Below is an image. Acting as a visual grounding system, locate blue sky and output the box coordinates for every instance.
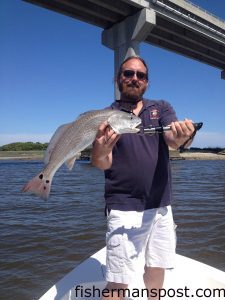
[0,0,225,148]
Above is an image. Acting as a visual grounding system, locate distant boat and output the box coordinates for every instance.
[39,247,225,300]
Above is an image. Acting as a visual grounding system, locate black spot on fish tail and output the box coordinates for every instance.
[46,180,49,183]
[44,186,46,190]
[39,174,44,180]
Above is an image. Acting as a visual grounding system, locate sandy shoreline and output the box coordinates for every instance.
[179,152,225,160]
[0,156,43,160]
[0,151,225,161]
[0,151,44,161]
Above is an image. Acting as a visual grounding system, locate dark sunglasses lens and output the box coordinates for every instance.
[123,70,147,80]
[137,72,147,80]
[123,70,135,78]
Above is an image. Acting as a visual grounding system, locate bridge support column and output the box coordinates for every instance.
[221,70,225,80]
[102,8,156,99]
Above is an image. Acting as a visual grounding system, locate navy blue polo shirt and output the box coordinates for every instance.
[104,99,177,211]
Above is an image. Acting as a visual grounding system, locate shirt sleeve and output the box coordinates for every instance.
[159,100,178,126]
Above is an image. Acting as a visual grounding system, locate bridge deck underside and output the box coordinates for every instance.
[25,0,225,70]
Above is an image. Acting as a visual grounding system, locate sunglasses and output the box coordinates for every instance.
[122,69,148,81]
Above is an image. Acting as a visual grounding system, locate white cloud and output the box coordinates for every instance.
[0,133,52,146]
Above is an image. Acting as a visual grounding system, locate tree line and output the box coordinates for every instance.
[189,147,225,154]
[0,142,48,151]
[0,142,224,154]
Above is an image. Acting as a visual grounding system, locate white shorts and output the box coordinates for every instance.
[105,206,176,284]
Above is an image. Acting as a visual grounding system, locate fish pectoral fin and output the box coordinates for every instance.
[65,156,77,171]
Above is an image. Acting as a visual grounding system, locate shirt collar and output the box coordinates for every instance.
[111,99,156,112]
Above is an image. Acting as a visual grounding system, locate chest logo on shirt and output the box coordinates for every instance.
[150,109,159,119]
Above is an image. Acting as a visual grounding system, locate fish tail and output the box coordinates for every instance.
[22,172,52,200]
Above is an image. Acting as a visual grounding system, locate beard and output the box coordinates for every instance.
[118,81,147,102]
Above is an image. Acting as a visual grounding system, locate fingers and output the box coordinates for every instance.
[184,118,195,132]
[170,119,195,138]
[104,126,118,145]
[95,121,109,139]
[92,122,120,168]
[94,121,120,150]
[95,122,118,142]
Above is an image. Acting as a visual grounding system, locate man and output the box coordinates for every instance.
[92,56,195,300]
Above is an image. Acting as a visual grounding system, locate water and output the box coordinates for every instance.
[0,160,224,300]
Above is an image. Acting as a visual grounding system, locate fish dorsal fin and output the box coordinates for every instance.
[75,109,112,121]
[75,110,98,121]
[65,156,77,171]
[44,122,72,165]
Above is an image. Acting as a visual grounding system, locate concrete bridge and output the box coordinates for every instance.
[25,0,225,94]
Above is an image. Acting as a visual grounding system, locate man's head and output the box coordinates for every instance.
[117,56,149,102]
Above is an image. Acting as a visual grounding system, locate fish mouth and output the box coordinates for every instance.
[130,121,142,133]
[132,127,141,133]
[132,121,142,132]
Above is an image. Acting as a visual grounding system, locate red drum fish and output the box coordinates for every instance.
[22,109,141,199]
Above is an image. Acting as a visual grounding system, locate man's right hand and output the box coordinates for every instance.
[91,121,120,170]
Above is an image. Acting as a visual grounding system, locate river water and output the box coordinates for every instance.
[0,159,224,300]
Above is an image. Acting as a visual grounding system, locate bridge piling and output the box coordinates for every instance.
[102,8,156,99]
